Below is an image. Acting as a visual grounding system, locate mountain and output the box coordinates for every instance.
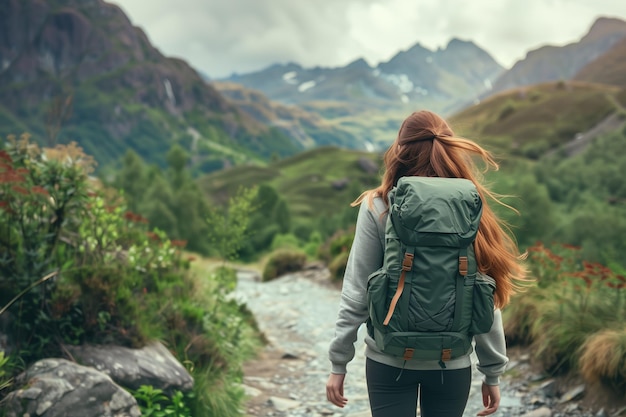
[224,38,504,114]
[486,17,626,95]
[0,0,300,170]
[212,81,369,150]
[574,37,626,87]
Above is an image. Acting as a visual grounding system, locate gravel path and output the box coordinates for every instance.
[234,267,526,417]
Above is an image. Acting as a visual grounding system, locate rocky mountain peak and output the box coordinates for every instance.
[582,16,626,42]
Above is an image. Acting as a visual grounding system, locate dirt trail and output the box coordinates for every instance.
[234,267,525,417]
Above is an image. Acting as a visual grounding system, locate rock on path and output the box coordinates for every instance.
[234,268,526,417]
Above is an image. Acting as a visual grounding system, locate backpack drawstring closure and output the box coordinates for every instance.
[394,362,446,383]
[395,360,407,381]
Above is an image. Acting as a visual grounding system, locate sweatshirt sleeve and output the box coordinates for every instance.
[474,308,509,385]
[328,200,385,374]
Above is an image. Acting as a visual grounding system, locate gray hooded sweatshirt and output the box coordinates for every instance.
[328,196,508,385]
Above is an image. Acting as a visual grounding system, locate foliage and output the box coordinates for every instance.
[206,186,258,261]
[302,231,323,258]
[237,184,289,260]
[270,233,302,251]
[0,351,14,393]
[532,130,626,267]
[132,385,193,417]
[112,147,211,254]
[504,242,626,389]
[0,134,263,417]
[0,135,94,358]
[262,249,307,282]
[328,251,350,282]
[198,146,378,251]
[318,228,355,265]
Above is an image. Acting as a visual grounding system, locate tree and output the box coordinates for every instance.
[114,150,148,212]
[205,187,257,262]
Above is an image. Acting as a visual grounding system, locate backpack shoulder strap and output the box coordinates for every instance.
[382,249,414,326]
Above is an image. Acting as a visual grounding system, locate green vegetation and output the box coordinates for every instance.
[261,249,308,282]
[131,385,194,417]
[504,243,626,394]
[451,81,622,158]
[0,135,262,416]
[198,146,376,248]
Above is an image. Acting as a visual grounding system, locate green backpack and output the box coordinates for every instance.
[367,176,496,368]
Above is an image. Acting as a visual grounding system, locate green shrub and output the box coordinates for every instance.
[270,233,301,251]
[0,135,264,416]
[328,251,349,282]
[318,228,354,264]
[131,385,194,417]
[303,231,323,258]
[498,102,516,121]
[505,242,626,381]
[262,249,307,281]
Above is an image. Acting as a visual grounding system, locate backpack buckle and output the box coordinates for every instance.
[459,256,468,276]
[402,253,414,271]
[403,348,415,361]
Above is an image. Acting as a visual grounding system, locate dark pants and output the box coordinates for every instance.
[366,358,471,417]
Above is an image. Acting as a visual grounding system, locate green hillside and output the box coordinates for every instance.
[450,81,625,158]
[198,146,381,231]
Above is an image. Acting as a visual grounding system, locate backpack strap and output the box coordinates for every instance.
[383,250,414,326]
[451,246,471,332]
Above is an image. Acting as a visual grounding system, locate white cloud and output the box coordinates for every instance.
[112,0,626,78]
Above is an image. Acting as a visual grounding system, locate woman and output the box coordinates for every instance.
[326,110,527,417]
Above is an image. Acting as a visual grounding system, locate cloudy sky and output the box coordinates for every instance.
[113,0,626,79]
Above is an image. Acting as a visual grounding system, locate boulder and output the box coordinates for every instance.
[4,358,141,417]
[358,157,379,174]
[66,341,194,394]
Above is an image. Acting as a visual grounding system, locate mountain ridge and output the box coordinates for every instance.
[485,17,626,95]
[0,0,301,170]
[223,37,504,113]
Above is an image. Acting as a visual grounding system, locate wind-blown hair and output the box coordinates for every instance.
[354,110,527,307]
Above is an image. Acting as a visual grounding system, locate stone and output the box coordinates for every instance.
[346,410,373,417]
[357,157,379,174]
[269,396,300,411]
[3,358,141,417]
[558,383,586,403]
[66,341,194,394]
[521,406,552,417]
[331,178,350,190]
[241,383,263,397]
[537,379,557,397]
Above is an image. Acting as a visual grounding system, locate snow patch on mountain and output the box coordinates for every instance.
[298,80,316,92]
[283,71,298,84]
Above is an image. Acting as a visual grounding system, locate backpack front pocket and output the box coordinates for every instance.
[470,273,496,335]
[367,269,390,327]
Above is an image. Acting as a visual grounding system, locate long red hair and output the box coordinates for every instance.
[354,110,527,307]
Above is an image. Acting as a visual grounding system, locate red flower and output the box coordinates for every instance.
[11,185,29,195]
[31,186,49,195]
